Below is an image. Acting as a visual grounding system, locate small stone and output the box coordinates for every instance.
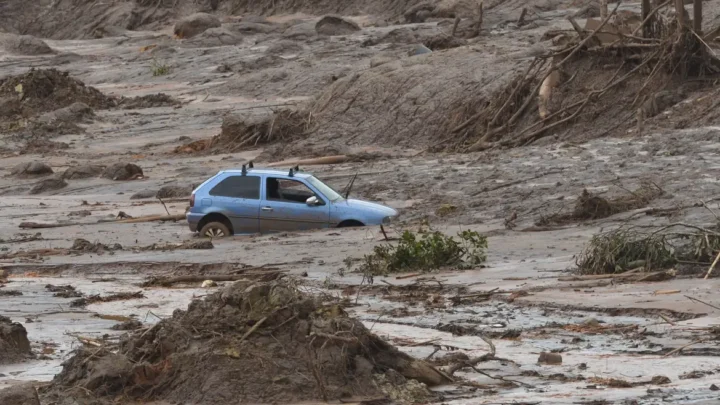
[710,384,719,391]
[578,362,588,370]
[538,352,562,365]
[201,280,218,288]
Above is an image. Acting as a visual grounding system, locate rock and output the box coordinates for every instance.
[173,13,222,39]
[0,383,40,405]
[0,316,31,364]
[711,383,719,391]
[156,185,193,199]
[11,162,53,177]
[651,375,671,385]
[315,15,360,36]
[130,189,158,200]
[201,280,218,288]
[101,163,143,181]
[62,165,105,180]
[29,178,67,194]
[1,33,54,55]
[537,352,562,365]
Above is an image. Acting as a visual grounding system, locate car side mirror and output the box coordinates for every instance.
[306,196,320,206]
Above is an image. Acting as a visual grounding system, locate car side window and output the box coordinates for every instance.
[209,175,260,199]
[266,178,322,204]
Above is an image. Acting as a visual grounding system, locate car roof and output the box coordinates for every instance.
[218,169,313,179]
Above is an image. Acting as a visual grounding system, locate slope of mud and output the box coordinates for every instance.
[43,280,447,404]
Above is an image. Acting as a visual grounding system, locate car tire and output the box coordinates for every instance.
[199,221,231,238]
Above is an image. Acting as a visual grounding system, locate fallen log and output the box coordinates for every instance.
[559,269,675,282]
[19,214,186,229]
[267,155,349,167]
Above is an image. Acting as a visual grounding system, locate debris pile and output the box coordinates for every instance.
[71,238,123,254]
[46,280,449,403]
[101,163,144,181]
[0,315,30,364]
[175,109,312,154]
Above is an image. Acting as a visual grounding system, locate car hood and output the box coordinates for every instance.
[335,199,397,216]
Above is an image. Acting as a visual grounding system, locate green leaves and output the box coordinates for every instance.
[359,228,488,276]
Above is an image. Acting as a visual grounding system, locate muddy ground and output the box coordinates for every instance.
[2,1,720,404]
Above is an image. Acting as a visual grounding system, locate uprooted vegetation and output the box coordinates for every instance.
[304,6,720,153]
[356,229,488,276]
[576,223,720,275]
[174,108,314,154]
[43,280,450,404]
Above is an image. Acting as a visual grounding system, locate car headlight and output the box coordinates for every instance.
[382,216,393,225]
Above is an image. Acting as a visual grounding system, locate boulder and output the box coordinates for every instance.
[11,162,53,177]
[173,13,222,39]
[37,102,94,124]
[130,189,158,200]
[62,165,104,180]
[101,163,143,181]
[29,178,67,194]
[186,27,242,47]
[1,34,54,55]
[315,15,360,36]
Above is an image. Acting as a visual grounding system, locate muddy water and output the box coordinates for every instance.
[0,276,207,387]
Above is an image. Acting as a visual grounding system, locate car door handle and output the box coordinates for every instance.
[261,206,273,212]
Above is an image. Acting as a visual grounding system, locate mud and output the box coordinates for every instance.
[2,0,720,403]
[0,316,31,364]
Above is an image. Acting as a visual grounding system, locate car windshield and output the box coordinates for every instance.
[307,176,344,202]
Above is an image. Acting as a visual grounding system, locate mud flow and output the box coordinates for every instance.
[3,0,720,404]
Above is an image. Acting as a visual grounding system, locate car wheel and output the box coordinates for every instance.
[199,222,230,238]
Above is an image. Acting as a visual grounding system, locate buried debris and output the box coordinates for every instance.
[539,182,664,224]
[355,229,488,276]
[44,280,450,404]
[70,291,144,307]
[45,284,82,298]
[174,109,313,154]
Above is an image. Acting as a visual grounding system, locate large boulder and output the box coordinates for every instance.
[156,185,193,199]
[11,162,53,177]
[61,164,104,180]
[315,15,360,36]
[173,13,221,39]
[0,34,54,55]
[101,163,143,181]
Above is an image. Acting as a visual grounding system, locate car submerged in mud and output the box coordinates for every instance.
[187,165,397,237]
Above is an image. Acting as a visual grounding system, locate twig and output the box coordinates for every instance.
[685,295,720,311]
[658,313,676,325]
[662,339,707,357]
[631,0,672,36]
[446,335,498,376]
[239,316,267,343]
[310,332,358,344]
[703,249,720,279]
[157,197,171,216]
[470,366,534,388]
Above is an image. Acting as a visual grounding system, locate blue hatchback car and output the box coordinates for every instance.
[187,167,398,237]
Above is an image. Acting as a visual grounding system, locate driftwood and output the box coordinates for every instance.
[267,155,349,167]
[558,269,675,282]
[19,214,185,229]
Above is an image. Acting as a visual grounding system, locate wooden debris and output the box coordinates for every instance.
[141,271,284,287]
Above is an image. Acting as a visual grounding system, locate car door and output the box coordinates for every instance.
[259,176,331,232]
[207,174,261,233]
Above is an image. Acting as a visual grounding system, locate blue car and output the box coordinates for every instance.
[187,167,398,237]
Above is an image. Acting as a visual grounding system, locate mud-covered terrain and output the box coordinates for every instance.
[3,0,720,404]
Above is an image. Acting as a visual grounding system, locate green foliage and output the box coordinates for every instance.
[576,229,676,275]
[358,229,488,276]
[151,59,172,76]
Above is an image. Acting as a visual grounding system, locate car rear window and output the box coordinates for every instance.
[209,175,260,199]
